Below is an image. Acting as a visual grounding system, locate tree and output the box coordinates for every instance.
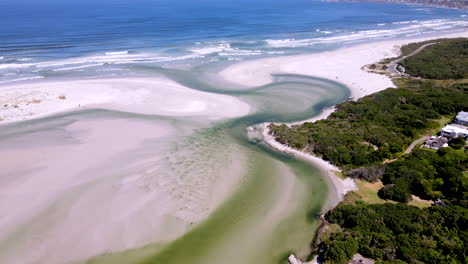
[378,181,412,203]
[449,137,466,149]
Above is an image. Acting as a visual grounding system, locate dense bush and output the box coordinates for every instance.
[321,234,358,264]
[401,39,468,79]
[322,203,468,264]
[346,165,385,182]
[380,149,468,202]
[449,137,466,149]
[270,80,467,169]
[378,181,412,203]
[309,39,468,264]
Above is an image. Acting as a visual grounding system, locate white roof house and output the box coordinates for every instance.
[455,111,468,126]
[441,124,468,138]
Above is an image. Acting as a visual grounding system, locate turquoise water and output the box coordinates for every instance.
[0,1,467,263]
[0,0,467,84]
[82,75,350,264]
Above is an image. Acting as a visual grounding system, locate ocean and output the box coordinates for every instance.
[0,0,467,84]
[0,1,467,264]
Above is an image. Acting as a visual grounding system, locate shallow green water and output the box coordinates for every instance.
[0,72,349,264]
[86,73,350,264]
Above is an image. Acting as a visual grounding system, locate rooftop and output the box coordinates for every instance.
[442,124,468,134]
[455,111,468,122]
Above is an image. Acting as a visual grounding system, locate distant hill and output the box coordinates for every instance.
[327,0,468,9]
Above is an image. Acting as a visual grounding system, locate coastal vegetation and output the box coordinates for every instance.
[379,148,467,203]
[323,203,468,264]
[269,79,467,169]
[401,39,468,79]
[269,39,468,263]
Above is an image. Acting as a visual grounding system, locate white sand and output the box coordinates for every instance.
[2,31,466,264]
[0,115,250,264]
[0,77,253,264]
[237,31,468,206]
[251,123,357,207]
[0,118,183,264]
[221,31,468,100]
[237,31,468,264]
[0,77,250,124]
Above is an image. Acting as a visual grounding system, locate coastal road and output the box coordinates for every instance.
[404,136,430,154]
[388,43,436,76]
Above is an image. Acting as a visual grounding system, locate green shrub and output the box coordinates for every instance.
[449,137,466,149]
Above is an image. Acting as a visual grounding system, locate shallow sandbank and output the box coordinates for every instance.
[0,77,250,124]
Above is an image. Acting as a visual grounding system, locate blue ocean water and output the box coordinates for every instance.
[0,0,467,83]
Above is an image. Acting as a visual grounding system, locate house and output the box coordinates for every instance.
[424,136,448,150]
[441,124,468,139]
[433,199,447,208]
[454,111,468,126]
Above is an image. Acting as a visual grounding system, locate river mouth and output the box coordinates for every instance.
[0,72,349,264]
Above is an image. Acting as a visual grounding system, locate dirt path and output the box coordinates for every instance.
[404,136,430,154]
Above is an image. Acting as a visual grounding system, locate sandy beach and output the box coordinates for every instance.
[221,31,468,99]
[0,77,250,124]
[248,123,357,209]
[1,29,467,264]
[236,31,467,264]
[230,30,466,182]
[237,31,467,203]
[0,77,253,264]
[2,1,468,263]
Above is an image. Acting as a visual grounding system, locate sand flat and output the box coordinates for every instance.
[0,77,250,124]
[0,108,250,264]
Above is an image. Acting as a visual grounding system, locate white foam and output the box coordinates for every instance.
[189,40,269,58]
[105,51,129,56]
[265,18,468,48]
[266,38,315,48]
[219,49,262,56]
[0,63,34,70]
[53,63,104,72]
[0,76,44,84]
[392,20,418,24]
[189,42,231,55]
[415,8,432,11]
[125,54,203,63]
[266,51,285,55]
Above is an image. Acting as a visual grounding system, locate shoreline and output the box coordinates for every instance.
[220,31,467,100]
[236,31,467,264]
[324,0,468,10]
[0,77,251,125]
[0,29,466,264]
[250,123,357,210]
